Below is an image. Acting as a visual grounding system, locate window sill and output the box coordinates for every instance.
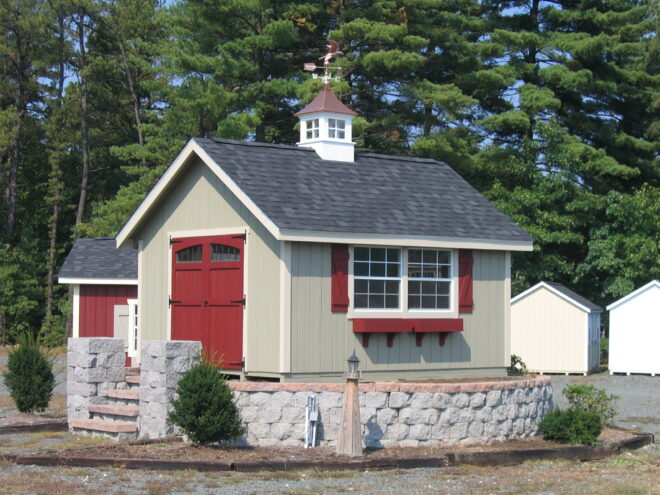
[352,318,463,348]
[347,310,458,319]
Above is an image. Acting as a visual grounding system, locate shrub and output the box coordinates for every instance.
[507,354,528,375]
[600,336,608,365]
[2,332,55,413]
[539,407,602,445]
[167,359,244,445]
[563,384,618,423]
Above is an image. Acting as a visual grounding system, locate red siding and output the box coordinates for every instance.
[331,245,349,312]
[458,250,474,313]
[79,285,137,337]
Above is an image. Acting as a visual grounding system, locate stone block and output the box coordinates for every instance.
[468,421,484,437]
[233,392,249,409]
[141,370,166,388]
[484,421,499,437]
[320,422,338,442]
[96,352,125,368]
[492,405,508,422]
[249,392,272,406]
[87,338,124,354]
[409,424,431,441]
[513,419,525,436]
[499,420,513,437]
[388,392,410,409]
[476,406,492,422]
[141,355,166,373]
[141,340,164,358]
[318,392,343,409]
[452,393,469,408]
[280,406,304,424]
[432,392,451,409]
[324,407,342,425]
[410,393,433,409]
[399,439,420,447]
[360,407,377,424]
[420,408,439,425]
[240,406,260,423]
[449,423,468,440]
[431,423,450,441]
[66,381,97,397]
[272,391,295,407]
[139,386,168,403]
[377,408,397,425]
[386,423,409,440]
[398,407,422,425]
[259,407,283,424]
[365,392,387,409]
[518,403,529,418]
[247,422,270,438]
[439,407,460,425]
[458,409,476,424]
[506,404,518,420]
[96,382,118,396]
[469,393,486,408]
[486,390,501,407]
[269,423,292,441]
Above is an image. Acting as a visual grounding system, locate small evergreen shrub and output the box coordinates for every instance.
[167,359,244,445]
[539,407,602,445]
[507,354,528,375]
[2,332,55,413]
[563,384,618,423]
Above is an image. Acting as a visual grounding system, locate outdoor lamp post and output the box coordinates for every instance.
[336,352,362,456]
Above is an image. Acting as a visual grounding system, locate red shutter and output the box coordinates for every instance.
[331,245,349,312]
[459,250,474,313]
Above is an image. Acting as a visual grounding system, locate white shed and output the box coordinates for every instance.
[607,280,660,376]
[511,281,602,375]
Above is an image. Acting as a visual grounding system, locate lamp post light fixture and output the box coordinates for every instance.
[336,351,362,457]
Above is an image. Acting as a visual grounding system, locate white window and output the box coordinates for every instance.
[328,118,346,139]
[306,119,319,139]
[354,247,401,309]
[127,299,138,358]
[408,249,452,310]
[352,247,454,312]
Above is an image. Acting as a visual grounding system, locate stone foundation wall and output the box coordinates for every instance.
[230,378,553,448]
[67,338,125,421]
[138,340,202,439]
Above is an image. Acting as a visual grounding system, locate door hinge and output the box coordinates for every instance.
[231,297,246,307]
[232,233,247,242]
[170,238,182,245]
[229,358,245,368]
[168,297,181,307]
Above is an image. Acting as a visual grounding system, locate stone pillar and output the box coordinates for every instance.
[138,340,202,439]
[67,338,125,423]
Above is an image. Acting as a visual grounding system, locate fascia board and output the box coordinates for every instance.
[279,229,533,252]
[58,277,138,285]
[116,140,282,248]
[513,281,593,313]
[606,280,660,311]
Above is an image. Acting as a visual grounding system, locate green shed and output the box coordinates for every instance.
[116,87,533,382]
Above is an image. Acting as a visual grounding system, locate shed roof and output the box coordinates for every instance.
[117,138,533,250]
[58,238,137,283]
[512,281,602,313]
[606,280,660,311]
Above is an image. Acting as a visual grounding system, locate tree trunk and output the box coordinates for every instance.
[75,12,90,228]
[116,34,146,166]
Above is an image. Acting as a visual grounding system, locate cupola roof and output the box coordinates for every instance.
[294,86,357,117]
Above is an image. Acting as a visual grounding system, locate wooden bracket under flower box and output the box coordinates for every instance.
[352,318,463,348]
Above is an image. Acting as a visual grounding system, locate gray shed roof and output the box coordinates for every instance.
[58,238,137,282]
[193,138,532,243]
[544,282,602,312]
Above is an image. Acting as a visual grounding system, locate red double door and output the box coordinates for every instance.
[170,234,244,370]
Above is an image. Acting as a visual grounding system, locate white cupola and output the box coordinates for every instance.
[295,86,357,163]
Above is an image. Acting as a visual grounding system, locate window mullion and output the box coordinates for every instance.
[402,247,408,312]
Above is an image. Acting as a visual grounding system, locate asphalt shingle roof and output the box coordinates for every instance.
[195,138,532,243]
[58,238,137,281]
[545,282,602,311]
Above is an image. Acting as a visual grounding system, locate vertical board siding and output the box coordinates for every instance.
[135,158,281,373]
[79,285,137,338]
[290,245,507,376]
[511,287,587,373]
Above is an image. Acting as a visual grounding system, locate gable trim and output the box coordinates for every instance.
[59,277,137,285]
[606,280,660,311]
[512,282,600,314]
[116,140,281,248]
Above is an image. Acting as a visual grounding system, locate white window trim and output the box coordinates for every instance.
[127,299,138,358]
[328,118,346,140]
[347,246,459,319]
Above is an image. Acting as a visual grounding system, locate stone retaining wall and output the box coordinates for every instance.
[230,378,553,448]
[67,338,126,421]
[139,340,202,439]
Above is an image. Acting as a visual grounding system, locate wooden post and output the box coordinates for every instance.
[336,376,362,456]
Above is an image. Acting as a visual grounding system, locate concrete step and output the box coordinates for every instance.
[125,366,140,376]
[88,404,140,417]
[106,389,139,401]
[70,418,137,433]
[125,375,140,385]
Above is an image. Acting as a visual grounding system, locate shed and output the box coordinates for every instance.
[59,238,138,362]
[607,280,660,376]
[113,86,533,381]
[511,281,602,375]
